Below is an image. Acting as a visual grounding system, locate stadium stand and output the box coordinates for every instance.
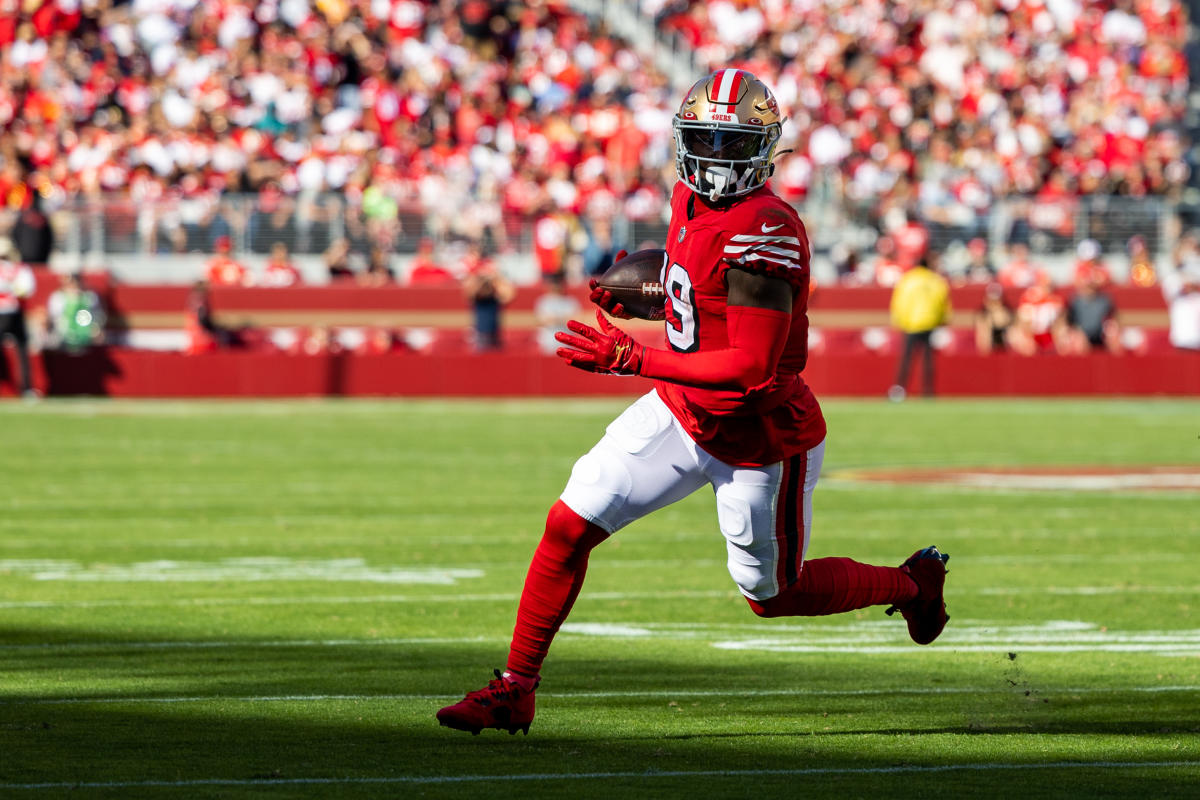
[0,1,1197,396]
[0,1,1194,261]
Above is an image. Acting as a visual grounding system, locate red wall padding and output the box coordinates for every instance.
[4,347,1196,398]
[7,280,1188,398]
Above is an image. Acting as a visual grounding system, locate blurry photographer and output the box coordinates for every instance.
[461,243,514,351]
[46,273,105,352]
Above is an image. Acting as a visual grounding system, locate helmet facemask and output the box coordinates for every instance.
[672,70,784,202]
[673,121,780,202]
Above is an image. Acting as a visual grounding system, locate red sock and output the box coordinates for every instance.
[747,557,918,617]
[506,501,608,679]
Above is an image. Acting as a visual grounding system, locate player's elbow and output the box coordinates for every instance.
[729,354,773,390]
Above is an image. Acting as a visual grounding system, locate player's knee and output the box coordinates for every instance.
[727,549,775,602]
[544,500,589,545]
[731,551,798,616]
[543,500,608,564]
[745,595,786,618]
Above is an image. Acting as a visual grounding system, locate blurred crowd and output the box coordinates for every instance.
[0,0,1193,278]
[662,0,1191,207]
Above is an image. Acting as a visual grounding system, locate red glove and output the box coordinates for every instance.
[555,310,644,375]
[587,250,631,318]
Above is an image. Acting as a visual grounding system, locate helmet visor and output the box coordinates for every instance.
[679,126,764,162]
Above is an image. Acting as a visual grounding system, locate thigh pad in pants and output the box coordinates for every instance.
[559,391,708,534]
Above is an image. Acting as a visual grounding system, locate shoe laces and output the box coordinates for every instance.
[465,669,521,706]
[887,547,949,617]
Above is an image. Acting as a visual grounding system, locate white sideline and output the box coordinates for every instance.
[4,685,1197,706]
[3,761,1198,790]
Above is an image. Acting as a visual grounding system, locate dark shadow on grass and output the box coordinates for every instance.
[574,721,1200,742]
[2,625,1199,793]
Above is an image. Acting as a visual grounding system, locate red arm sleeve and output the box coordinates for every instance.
[639,305,791,390]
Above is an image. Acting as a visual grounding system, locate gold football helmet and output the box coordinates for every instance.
[673,69,784,202]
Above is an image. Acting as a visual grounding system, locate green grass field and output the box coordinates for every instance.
[1,397,1198,798]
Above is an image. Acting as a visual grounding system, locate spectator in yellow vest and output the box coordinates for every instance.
[888,255,951,401]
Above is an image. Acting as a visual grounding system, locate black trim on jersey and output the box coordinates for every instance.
[783,453,802,589]
[686,192,696,221]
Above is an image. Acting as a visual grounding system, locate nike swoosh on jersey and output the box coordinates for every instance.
[761,223,784,233]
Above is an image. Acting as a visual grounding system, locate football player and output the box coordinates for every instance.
[437,70,951,736]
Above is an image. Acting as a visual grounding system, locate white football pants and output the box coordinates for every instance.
[560,389,825,601]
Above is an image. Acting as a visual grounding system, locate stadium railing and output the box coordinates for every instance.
[1,193,1184,288]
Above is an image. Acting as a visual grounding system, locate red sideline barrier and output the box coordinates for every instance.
[6,348,655,398]
[803,352,1200,396]
[4,347,1196,398]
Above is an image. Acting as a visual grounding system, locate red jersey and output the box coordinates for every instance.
[655,183,826,467]
[1017,285,1064,350]
[263,261,302,287]
[206,256,247,286]
[0,260,35,313]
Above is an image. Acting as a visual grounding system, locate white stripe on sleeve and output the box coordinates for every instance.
[729,234,802,244]
[724,244,802,256]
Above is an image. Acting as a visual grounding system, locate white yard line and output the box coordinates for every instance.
[0,559,487,584]
[4,581,1200,611]
[5,619,1200,656]
[2,761,1198,790]
[0,589,733,610]
[4,685,1197,707]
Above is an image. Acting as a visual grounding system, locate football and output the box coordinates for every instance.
[596,248,668,320]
